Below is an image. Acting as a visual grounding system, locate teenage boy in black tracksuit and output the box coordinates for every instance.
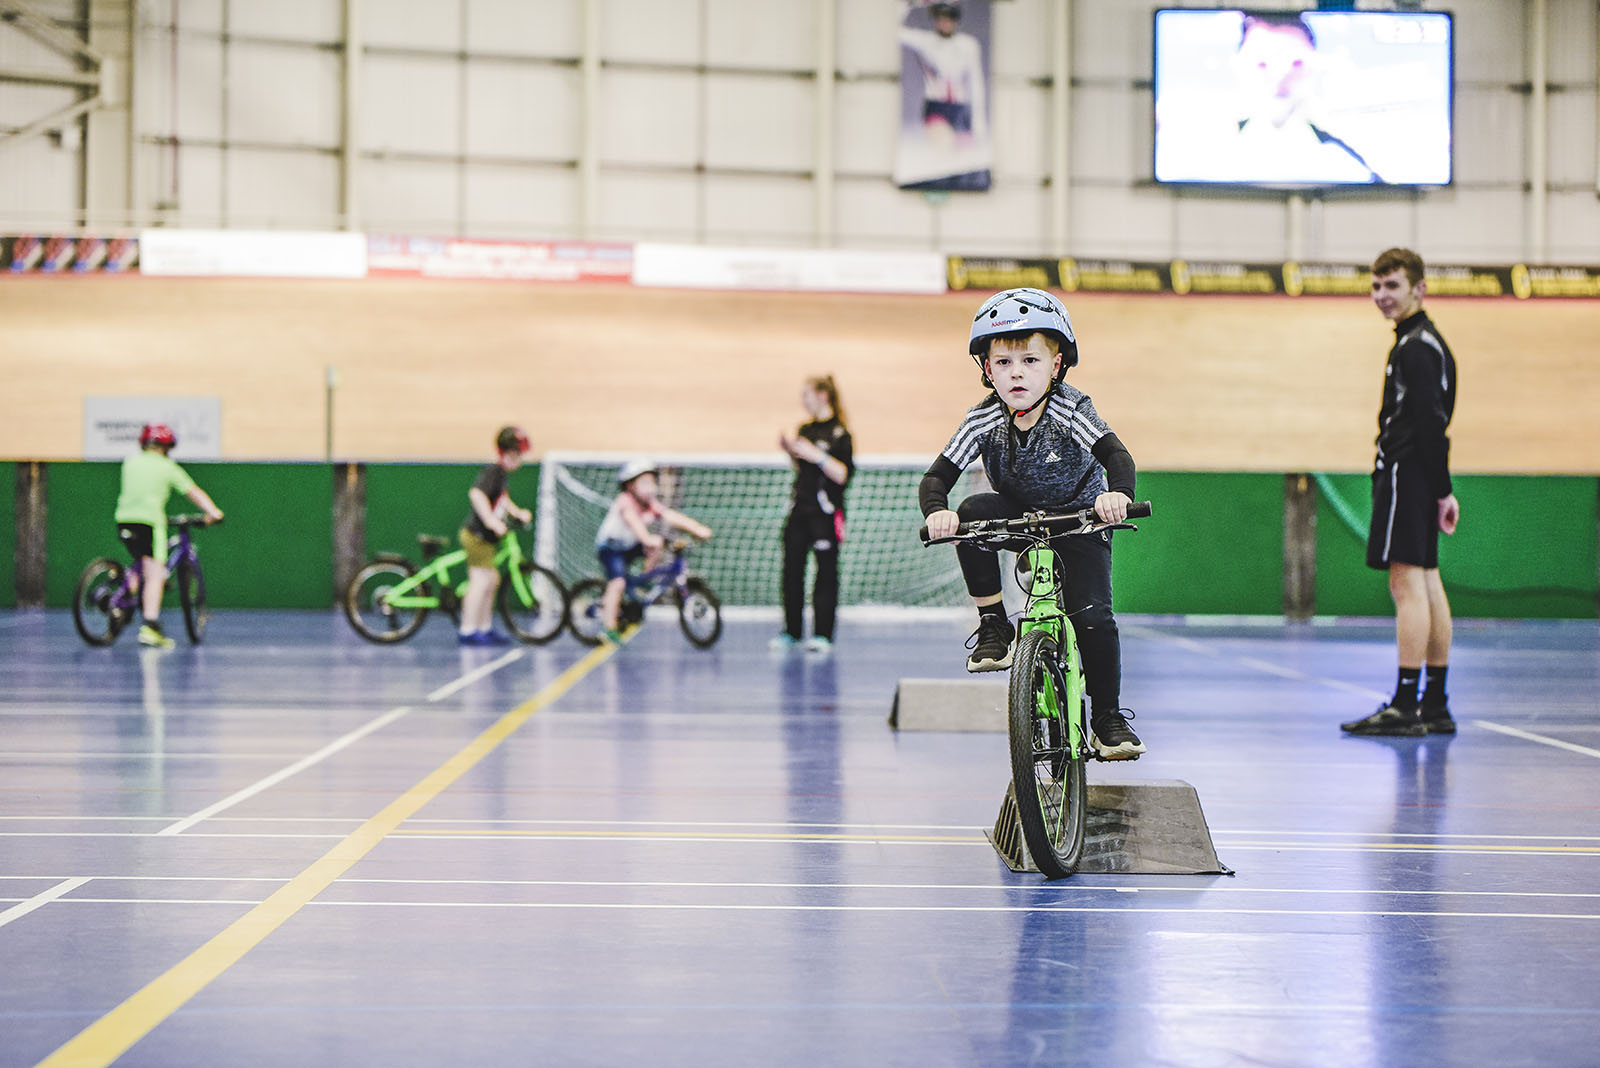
[1342,247,1460,737]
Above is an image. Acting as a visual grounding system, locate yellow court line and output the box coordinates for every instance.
[34,643,617,1068]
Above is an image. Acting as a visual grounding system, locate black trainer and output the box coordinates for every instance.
[1419,704,1457,734]
[965,615,1014,673]
[1090,709,1145,760]
[1340,703,1426,737]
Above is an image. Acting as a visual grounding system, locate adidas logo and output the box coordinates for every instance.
[1045,450,1061,463]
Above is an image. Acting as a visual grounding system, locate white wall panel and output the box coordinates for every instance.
[938,183,1055,256]
[834,0,898,77]
[704,74,812,171]
[595,170,699,240]
[1068,186,1174,259]
[834,179,936,250]
[1454,0,1526,84]
[1071,84,1140,183]
[0,82,76,127]
[229,43,342,146]
[461,166,580,237]
[1548,191,1600,261]
[990,0,1052,81]
[466,0,581,57]
[364,0,463,50]
[833,80,897,175]
[361,158,460,232]
[598,68,699,166]
[1547,92,1596,188]
[174,37,224,140]
[701,174,813,244]
[465,63,581,159]
[229,0,341,42]
[1173,197,1288,261]
[1312,196,1419,263]
[600,0,700,64]
[362,56,460,155]
[1073,0,1147,82]
[174,144,224,224]
[1453,85,1526,187]
[1417,187,1527,261]
[1546,0,1597,83]
[0,140,80,225]
[0,18,67,67]
[705,0,812,69]
[988,83,1046,181]
[225,148,341,227]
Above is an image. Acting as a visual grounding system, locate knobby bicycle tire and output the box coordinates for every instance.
[1007,629,1088,879]
[344,557,431,643]
[73,558,127,647]
[677,578,722,648]
[177,561,208,643]
[566,578,609,646]
[498,562,569,644]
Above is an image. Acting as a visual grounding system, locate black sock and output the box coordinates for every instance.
[1422,665,1448,709]
[978,601,1008,626]
[1091,698,1121,723]
[1392,667,1421,710]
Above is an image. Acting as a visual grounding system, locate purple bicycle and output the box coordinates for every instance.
[72,513,218,646]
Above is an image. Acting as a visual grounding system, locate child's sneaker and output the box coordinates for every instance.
[1340,703,1426,737]
[804,636,832,653]
[138,622,175,649]
[601,628,625,647]
[1090,709,1145,760]
[769,634,799,650]
[965,615,1014,672]
[457,631,489,646]
[479,629,513,647]
[1419,704,1456,734]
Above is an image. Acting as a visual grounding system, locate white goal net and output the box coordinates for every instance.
[534,451,989,612]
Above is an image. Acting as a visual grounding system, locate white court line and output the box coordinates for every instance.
[0,877,89,929]
[1476,720,1600,760]
[427,649,523,702]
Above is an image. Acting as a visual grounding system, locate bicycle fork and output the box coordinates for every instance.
[1018,546,1089,758]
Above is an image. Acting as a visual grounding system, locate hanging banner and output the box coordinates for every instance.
[893,0,993,192]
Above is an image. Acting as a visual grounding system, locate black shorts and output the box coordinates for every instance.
[117,523,156,562]
[922,99,972,134]
[1366,461,1440,570]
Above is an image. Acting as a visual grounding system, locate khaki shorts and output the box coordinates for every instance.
[459,527,497,570]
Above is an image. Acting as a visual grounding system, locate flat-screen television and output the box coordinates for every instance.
[1153,8,1453,187]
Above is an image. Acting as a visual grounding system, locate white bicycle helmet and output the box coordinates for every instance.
[968,288,1079,378]
[617,459,659,488]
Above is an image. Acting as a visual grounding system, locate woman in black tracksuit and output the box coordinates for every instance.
[775,376,853,651]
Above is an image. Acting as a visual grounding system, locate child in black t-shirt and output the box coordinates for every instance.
[457,426,533,646]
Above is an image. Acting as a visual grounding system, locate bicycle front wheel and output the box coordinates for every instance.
[677,579,722,648]
[499,562,568,644]
[1007,629,1087,879]
[177,561,208,643]
[566,578,608,646]
[73,559,127,647]
[344,559,430,643]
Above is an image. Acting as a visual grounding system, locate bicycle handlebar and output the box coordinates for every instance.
[170,513,222,529]
[919,501,1151,546]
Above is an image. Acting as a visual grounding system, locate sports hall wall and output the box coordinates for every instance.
[3,0,1598,617]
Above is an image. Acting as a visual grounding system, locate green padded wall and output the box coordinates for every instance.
[363,463,541,562]
[43,462,333,609]
[1113,472,1284,616]
[1,461,15,607]
[1315,473,1598,619]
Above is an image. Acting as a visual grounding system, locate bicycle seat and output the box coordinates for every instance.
[417,534,450,555]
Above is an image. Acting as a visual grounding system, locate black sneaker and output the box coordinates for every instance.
[1419,704,1457,734]
[965,615,1014,673]
[1340,703,1426,737]
[1090,709,1145,760]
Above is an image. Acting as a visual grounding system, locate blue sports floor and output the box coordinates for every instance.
[2,608,1598,1067]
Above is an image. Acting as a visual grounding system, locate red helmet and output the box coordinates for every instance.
[496,426,530,455]
[139,423,177,448]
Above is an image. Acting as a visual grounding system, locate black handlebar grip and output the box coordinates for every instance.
[1127,501,1152,520]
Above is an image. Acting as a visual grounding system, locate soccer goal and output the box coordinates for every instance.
[534,451,990,615]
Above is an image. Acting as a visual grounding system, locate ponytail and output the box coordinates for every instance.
[811,375,848,434]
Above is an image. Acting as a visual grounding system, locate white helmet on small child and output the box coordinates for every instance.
[617,459,659,488]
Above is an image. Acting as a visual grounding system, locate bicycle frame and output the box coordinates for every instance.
[114,525,200,606]
[618,550,689,610]
[1015,540,1088,757]
[381,532,537,610]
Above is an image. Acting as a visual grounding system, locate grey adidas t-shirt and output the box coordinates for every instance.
[940,384,1112,510]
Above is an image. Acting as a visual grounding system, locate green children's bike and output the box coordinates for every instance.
[923,501,1151,879]
[343,522,568,644]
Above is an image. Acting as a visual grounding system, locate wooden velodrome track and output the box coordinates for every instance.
[3,277,1597,473]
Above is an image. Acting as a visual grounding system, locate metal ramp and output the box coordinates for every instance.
[987,778,1233,876]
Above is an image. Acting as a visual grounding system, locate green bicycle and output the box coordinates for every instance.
[923,501,1151,878]
[343,523,568,644]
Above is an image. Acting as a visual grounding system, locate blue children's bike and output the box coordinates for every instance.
[73,514,218,646]
[566,537,722,648]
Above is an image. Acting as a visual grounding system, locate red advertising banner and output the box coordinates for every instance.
[367,236,633,282]
[4,235,140,274]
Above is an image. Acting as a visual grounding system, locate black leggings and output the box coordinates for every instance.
[781,513,839,640]
[955,493,1121,709]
